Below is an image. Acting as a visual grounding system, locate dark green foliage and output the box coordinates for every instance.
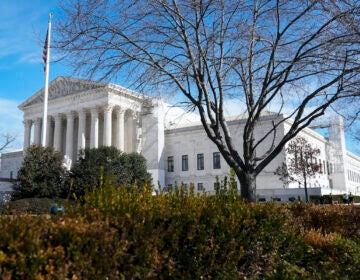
[14,145,68,199]
[69,146,151,197]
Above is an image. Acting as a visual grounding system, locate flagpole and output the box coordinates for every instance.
[41,13,52,147]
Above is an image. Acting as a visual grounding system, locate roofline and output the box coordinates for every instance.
[165,113,283,134]
[18,76,147,111]
[346,151,360,162]
[283,118,327,143]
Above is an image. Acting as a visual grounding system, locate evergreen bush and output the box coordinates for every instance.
[14,145,69,199]
[69,146,152,197]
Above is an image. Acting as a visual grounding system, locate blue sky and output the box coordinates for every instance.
[0,0,69,151]
[0,1,359,155]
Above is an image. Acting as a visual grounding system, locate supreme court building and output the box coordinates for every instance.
[16,76,172,185]
[1,76,360,201]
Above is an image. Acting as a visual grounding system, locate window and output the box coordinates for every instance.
[323,160,326,174]
[197,183,204,191]
[197,153,204,170]
[213,152,221,169]
[167,156,174,172]
[326,161,330,174]
[182,155,188,171]
[214,182,220,191]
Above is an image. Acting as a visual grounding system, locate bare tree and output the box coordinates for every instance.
[0,133,16,153]
[274,162,291,189]
[275,137,321,202]
[55,0,360,201]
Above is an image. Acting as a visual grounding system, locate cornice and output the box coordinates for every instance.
[107,83,146,102]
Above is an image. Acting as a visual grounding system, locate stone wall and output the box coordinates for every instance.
[0,150,23,179]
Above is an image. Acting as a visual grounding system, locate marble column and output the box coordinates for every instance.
[90,108,99,148]
[103,106,113,147]
[116,109,125,151]
[131,112,137,152]
[78,109,86,152]
[53,114,62,151]
[23,119,32,151]
[65,112,75,160]
[46,116,52,147]
[33,118,42,145]
[135,112,142,153]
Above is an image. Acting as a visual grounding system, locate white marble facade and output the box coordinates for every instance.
[19,77,143,163]
[1,76,360,201]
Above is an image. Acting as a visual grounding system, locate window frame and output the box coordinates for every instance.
[167,156,174,172]
[182,154,189,171]
[213,152,221,169]
[197,153,204,170]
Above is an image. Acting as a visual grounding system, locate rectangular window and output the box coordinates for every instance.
[182,155,188,171]
[214,182,220,191]
[213,152,221,169]
[197,153,204,170]
[326,161,330,174]
[167,156,174,172]
[197,183,204,191]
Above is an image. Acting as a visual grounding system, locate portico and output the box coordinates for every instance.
[19,77,143,163]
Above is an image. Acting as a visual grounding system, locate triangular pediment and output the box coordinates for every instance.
[19,76,107,109]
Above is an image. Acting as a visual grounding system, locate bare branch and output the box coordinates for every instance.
[0,133,16,152]
[55,0,360,201]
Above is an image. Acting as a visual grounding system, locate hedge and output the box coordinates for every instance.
[0,182,359,279]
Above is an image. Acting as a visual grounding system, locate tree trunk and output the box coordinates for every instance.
[238,171,257,202]
[303,169,308,202]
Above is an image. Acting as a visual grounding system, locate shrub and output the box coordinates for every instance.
[14,145,69,199]
[1,180,359,279]
[288,203,360,239]
[69,146,152,197]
